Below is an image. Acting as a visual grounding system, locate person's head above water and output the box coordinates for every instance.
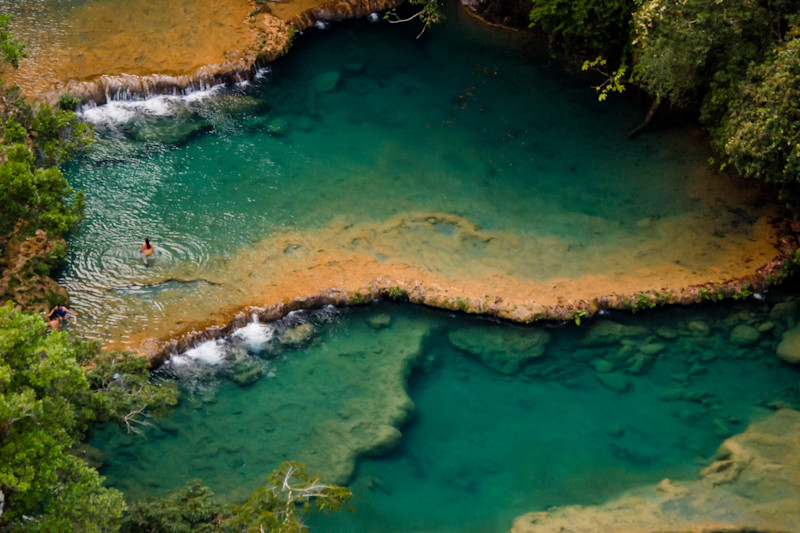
[145,238,151,247]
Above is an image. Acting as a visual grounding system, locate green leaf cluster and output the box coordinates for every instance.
[530,0,634,58]
[0,16,92,243]
[0,143,84,238]
[122,479,222,533]
[0,14,25,68]
[712,31,800,186]
[230,461,352,532]
[631,0,771,106]
[629,0,800,193]
[0,303,178,531]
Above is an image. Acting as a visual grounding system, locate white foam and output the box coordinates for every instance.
[253,67,270,80]
[315,20,330,30]
[367,12,380,22]
[173,339,226,367]
[79,84,226,125]
[232,320,275,352]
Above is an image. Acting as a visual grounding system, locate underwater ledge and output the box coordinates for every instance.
[510,408,800,533]
[138,217,799,367]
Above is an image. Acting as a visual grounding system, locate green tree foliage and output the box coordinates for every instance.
[230,461,352,532]
[0,303,178,531]
[713,30,800,186]
[0,17,92,245]
[0,14,25,68]
[530,0,634,57]
[630,0,771,106]
[0,143,84,238]
[122,479,222,533]
[122,462,352,533]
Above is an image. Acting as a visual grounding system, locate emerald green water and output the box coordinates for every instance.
[91,297,800,532]
[52,7,766,345]
[43,6,797,531]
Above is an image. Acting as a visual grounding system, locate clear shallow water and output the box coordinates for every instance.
[91,297,800,532]
[50,7,779,346]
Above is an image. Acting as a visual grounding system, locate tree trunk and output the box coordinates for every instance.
[628,99,661,139]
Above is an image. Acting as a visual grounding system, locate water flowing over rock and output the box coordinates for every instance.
[511,409,800,533]
[278,322,316,347]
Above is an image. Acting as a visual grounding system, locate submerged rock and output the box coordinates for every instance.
[730,324,760,346]
[511,409,800,533]
[687,320,711,337]
[639,342,665,356]
[758,321,775,333]
[248,315,431,487]
[228,359,265,386]
[447,326,551,374]
[627,353,652,375]
[267,116,290,136]
[656,327,679,340]
[310,71,340,93]
[366,313,392,330]
[132,117,207,145]
[595,371,632,393]
[296,115,316,133]
[769,301,798,327]
[591,359,615,373]
[580,321,648,347]
[777,325,800,364]
[279,322,315,347]
[70,443,105,470]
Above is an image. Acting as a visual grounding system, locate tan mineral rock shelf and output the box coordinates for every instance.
[1,0,400,102]
[86,161,793,364]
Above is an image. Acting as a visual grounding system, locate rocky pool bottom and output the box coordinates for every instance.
[90,294,800,532]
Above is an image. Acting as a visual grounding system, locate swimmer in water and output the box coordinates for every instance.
[140,238,154,265]
[47,303,76,331]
